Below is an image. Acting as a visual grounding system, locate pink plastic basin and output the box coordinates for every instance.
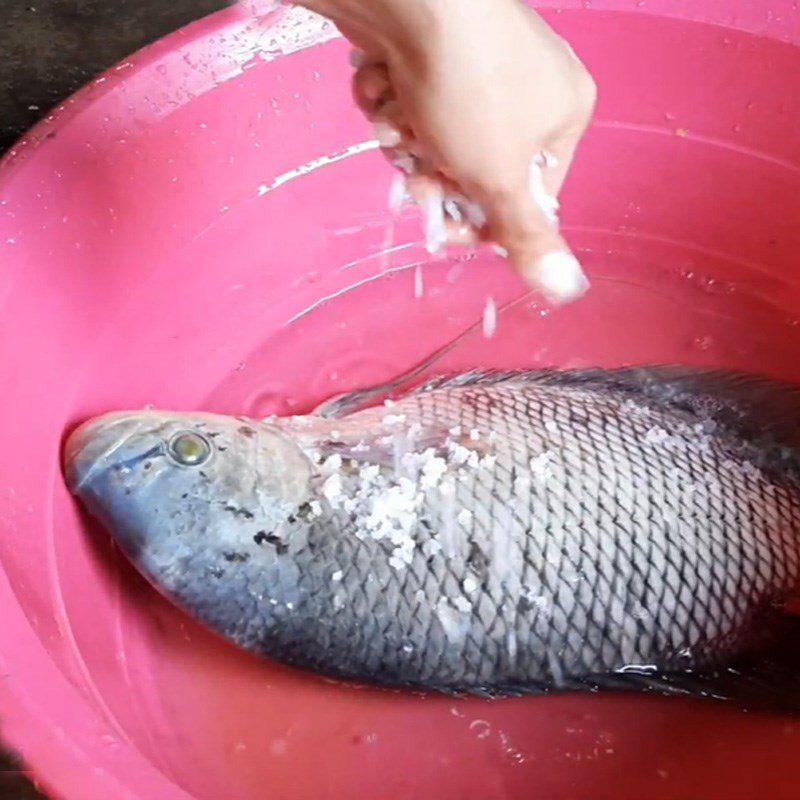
[1,1,799,798]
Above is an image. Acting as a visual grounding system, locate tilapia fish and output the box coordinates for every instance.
[64,368,800,708]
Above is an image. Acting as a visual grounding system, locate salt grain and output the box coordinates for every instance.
[644,427,670,446]
[388,173,407,213]
[322,473,343,504]
[529,452,553,479]
[482,296,497,339]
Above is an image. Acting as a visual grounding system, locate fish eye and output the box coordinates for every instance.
[167,431,213,467]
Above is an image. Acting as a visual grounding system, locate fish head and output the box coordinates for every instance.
[63,411,315,641]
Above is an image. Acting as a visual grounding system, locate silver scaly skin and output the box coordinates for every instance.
[64,368,800,707]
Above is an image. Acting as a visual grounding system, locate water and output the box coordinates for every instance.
[205,244,800,420]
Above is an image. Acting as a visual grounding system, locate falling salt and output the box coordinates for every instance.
[482,296,497,339]
[388,173,407,213]
[423,187,447,254]
[457,508,473,526]
[414,264,424,298]
[331,570,343,582]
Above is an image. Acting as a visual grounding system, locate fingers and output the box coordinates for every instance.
[481,186,588,304]
[353,66,417,152]
[352,63,390,116]
[539,133,581,198]
[352,62,587,302]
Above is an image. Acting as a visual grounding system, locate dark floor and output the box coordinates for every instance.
[0,0,227,152]
[0,2,231,795]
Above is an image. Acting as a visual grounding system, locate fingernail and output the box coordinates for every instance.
[525,251,589,305]
[372,121,402,148]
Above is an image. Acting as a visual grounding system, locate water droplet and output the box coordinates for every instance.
[692,335,713,351]
[469,719,492,740]
[245,389,293,418]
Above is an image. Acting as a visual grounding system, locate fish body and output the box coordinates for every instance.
[64,368,800,704]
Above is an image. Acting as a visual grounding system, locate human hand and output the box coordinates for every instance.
[299,0,597,302]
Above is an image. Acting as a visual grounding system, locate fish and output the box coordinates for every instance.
[63,367,800,709]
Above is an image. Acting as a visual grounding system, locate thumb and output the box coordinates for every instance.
[482,186,589,305]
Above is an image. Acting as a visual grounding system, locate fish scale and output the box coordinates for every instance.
[65,368,800,707]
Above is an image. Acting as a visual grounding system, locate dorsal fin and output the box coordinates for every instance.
[315,363,800,456]
[418,366,800,455]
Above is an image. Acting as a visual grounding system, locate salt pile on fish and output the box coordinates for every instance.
[64,367,800,711]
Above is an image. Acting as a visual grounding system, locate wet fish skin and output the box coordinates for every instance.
[63,369,800,701]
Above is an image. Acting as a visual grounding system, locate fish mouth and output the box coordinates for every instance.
[63,412,156,493]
